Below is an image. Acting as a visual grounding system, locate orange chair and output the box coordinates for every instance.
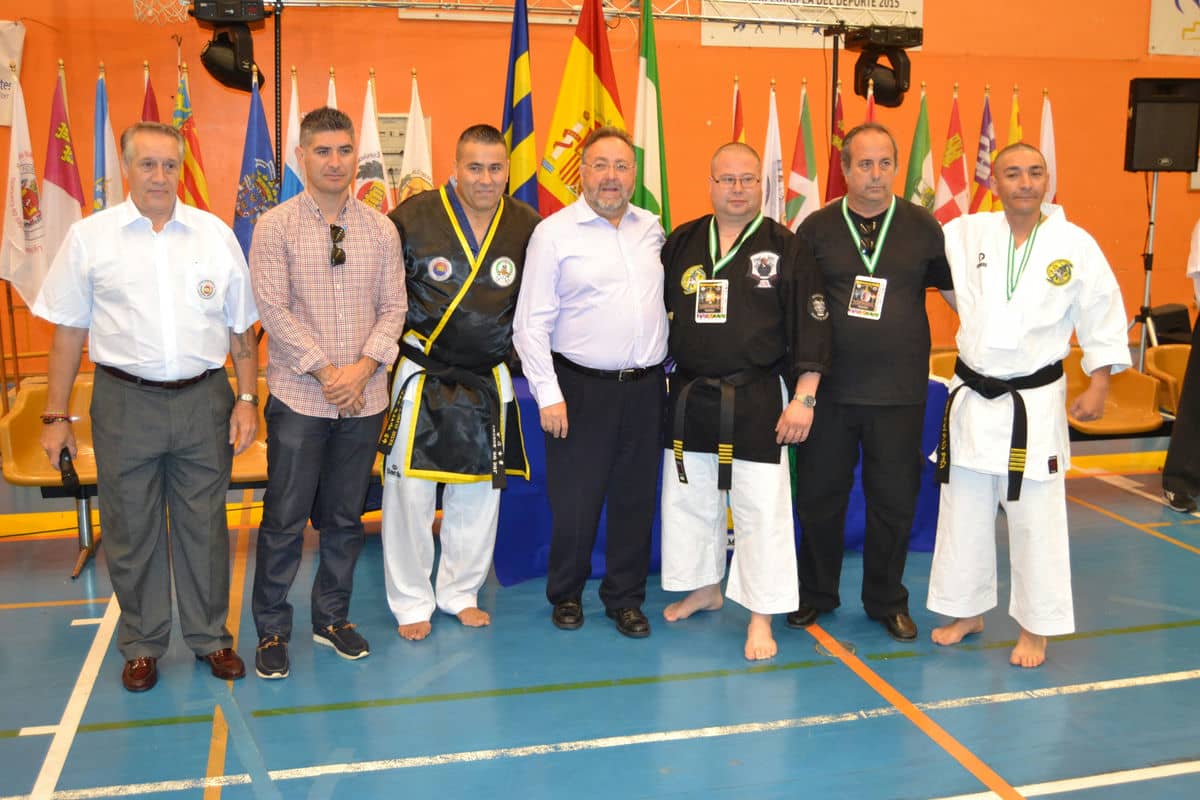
[1144,344,1191,414]
[1063,347,1163,435]
[929,350,957,381]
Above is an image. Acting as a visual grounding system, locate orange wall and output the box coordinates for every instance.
[3,0,1200,369]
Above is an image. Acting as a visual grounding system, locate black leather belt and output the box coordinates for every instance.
[99,364,221,390]
[671,364,777,491]
[936,357,1064,502]
[552,352,660,382]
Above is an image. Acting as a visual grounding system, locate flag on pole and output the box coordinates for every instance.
[141,61,160,122]
[761,83,785,223]
[536,0,625,215]
[173,64,211,211]
[1,67,49,306]
[632,0,670,229]
[43,64,86,266]
[1039,89,1057,203]
[865,79,876,122]
[233,69,278,259]
[732,77,745,143]
[92,64,122,211]
[968,91,998,213]
[825,82,847,202]
[502,0,538,211]
[785,80,820,231]
[326,67,338,109]
[903,85,935,210]
[933,87,970,224]
[355,72,390,213]
[1007,86,1023,145]
[398,71,433,204]
[281,66,305,202]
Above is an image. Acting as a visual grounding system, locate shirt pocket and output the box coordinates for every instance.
[182,258,229,322]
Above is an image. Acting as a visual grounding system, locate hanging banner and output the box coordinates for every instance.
[1149,0,1200,56]
[0,21,26,126]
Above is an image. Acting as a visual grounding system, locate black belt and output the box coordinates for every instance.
[936,357,1064,501]
[378,342,508,489]
[671,364,777,491]
[99,364,222,390]
[552,352,661,382]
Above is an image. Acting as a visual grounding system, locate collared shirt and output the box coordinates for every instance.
[513,197,667,408]
[32,198,257,381]
[250,191,406,419]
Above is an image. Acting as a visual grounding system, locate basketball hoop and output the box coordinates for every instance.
[132,0,191,25]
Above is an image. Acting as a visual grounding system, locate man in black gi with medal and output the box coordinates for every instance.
[380,124,540,641]
[787,123,954,641]
[660,142,830,660]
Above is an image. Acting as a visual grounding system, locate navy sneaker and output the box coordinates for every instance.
[313,622,370,660]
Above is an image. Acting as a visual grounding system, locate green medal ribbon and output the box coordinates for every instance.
[707,212,764,276]
[841,197,897,276]
[1006,219,1042,301]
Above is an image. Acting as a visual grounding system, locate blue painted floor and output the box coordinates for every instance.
[2,470,1199,799]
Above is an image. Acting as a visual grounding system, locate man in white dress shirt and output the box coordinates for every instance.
[513,126,668,638]
[928,142,1129,668]
[34,122,259,692]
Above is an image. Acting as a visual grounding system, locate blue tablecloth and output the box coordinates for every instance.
[493,378,947,586]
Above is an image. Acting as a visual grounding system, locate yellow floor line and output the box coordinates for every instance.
[0,597,112,611]
[1068,494,1200,556]
[1067,450,1166,478]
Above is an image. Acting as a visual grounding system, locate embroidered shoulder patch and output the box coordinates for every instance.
[1046,259,1072,286]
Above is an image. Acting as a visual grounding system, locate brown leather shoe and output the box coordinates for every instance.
[878,613,918,642]
[197,648,246,680]
[121,657,157,692]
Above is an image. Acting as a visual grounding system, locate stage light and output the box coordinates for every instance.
[853,47,911,108]
[199,23,265,92]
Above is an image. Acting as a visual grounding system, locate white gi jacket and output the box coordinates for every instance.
[942,205,1130,480]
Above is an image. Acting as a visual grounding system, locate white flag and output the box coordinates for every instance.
[1040,92,1058,204]
[281,68,304,202]
[397,73,433,203]
[355,75,390,213]
[326,69,337,109]
[0,70,48,306]
[761,85,785,223]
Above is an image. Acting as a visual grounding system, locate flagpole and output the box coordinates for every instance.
[274,0,283,189]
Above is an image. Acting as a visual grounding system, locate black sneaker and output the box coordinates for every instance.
[255,635,289,679]
[1164,489,1197,513]
[313,622,370,660]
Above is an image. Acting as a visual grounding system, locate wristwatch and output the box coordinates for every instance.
[236,393,259,406]
[794,393,817,409]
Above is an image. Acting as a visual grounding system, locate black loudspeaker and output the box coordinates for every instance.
[1124,78,1200,172]
[1150,303,1193,345]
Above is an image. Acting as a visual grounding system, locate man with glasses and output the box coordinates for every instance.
[787,122,953,642]
[248,107,406,679]
[379,124,540,641]
[659,142,830,660]
[34,122,258,692]
[514,126,667,638]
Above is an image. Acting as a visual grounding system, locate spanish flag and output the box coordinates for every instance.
[536,0,624,214]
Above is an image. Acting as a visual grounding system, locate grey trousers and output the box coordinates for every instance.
[91,367,235,660]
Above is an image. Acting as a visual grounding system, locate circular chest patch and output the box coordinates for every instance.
[680,265,706,295]
[428,257,453,282]
[197,279,216,299]
[491,256,517,287]
[1046,259,1072,286]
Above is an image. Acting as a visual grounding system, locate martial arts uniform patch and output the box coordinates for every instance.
[1046,259,1072,286]
[809,293,829,321]
[747,251,780,288]
[681,265,705,295]
[428,257,453,282]
[490,256,516,287]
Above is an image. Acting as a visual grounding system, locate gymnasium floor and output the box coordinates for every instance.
[1,441,1198,799]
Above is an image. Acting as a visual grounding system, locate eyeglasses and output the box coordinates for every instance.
[330,224,346,267]
[584,160,634,175]
[711,174,760,188]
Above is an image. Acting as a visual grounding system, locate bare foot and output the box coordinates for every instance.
[663,584,723,622]
[397,621,432,641]
[930,615,984,646]
[744,613,777,661]
[1010,627,1048,668]
[456,607,491,627]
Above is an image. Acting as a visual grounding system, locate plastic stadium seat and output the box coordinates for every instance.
[929,350,957,381]
[1144,344,1191,414]
[1063,347,1163,435]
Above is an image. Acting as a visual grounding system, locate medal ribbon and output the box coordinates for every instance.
[840,197,896,276]
[707,212,764,276]
[1005,219,1042,301]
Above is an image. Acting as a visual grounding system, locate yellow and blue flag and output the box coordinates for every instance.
[502,0,537,211]
[234,70,278,258]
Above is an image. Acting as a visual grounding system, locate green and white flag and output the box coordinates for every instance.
[785,82,820,231]
[632,0,670,231]
[904,87,935,210]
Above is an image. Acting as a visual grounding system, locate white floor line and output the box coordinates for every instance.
[70,619,102,627]
[18,726,59,737]
[9,668,1198,800]
[1094,474,1200,518]
[28,596,119,800]
[928,758,1200,799]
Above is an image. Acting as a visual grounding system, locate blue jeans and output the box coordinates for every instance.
[251,395,383,640]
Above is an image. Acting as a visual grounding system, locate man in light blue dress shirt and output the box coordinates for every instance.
[513,126,668,638]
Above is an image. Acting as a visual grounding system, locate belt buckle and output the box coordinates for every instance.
[617,368,637,382]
